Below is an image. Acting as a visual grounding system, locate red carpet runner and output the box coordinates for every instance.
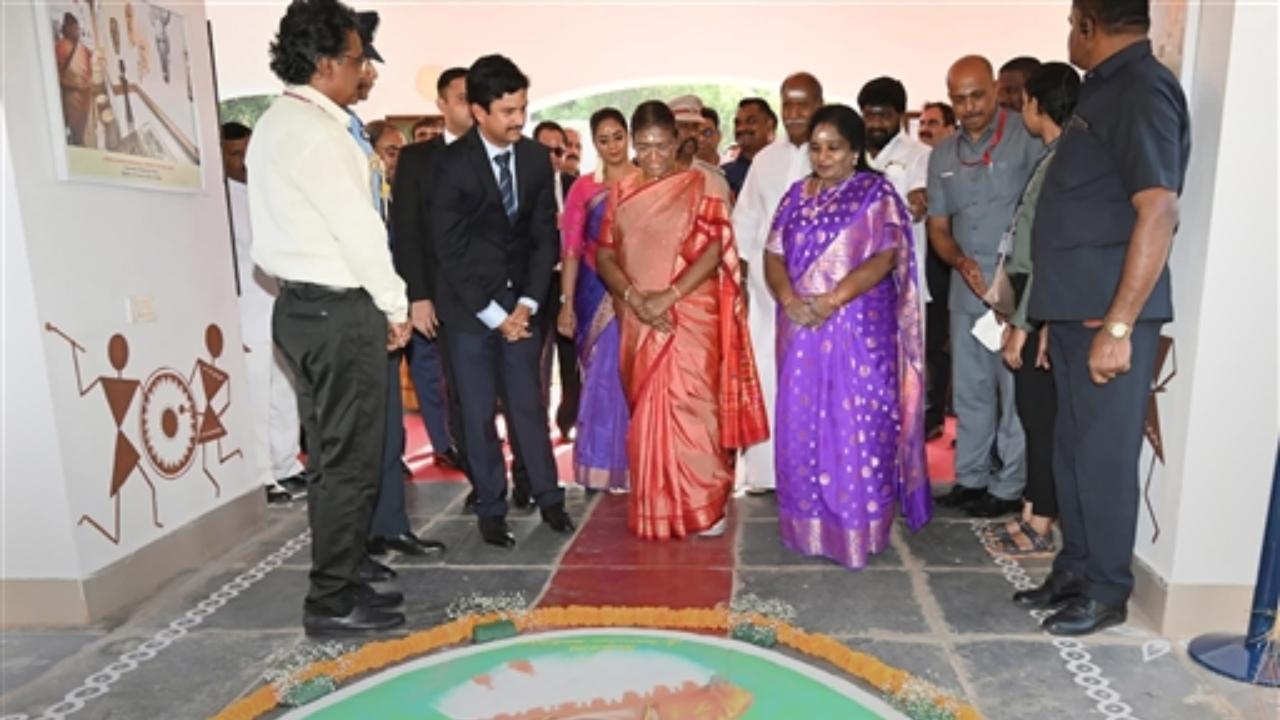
[401,414,955,609]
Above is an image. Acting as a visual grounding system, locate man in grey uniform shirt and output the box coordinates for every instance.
[926,55,1044,518]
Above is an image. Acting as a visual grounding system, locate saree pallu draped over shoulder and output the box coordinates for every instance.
[599,170,768,540]
[771,172,931,569]
[562,175,629,490]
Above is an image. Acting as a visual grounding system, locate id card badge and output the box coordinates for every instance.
[997,229,1015,257]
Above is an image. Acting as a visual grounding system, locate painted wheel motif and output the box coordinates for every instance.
[140,368,197,478]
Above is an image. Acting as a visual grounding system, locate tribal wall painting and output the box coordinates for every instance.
[45,322,240,545]
[1143,335,1177,543]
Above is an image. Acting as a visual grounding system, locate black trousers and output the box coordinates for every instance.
[273,284,386,616]
[1013,326,1057,517]
[1049,321,1161,607]
[434,327,472,481]
[542,271,581,436]
[447,320,564,518]
[510,273,580,495]
[370,352,410,539]
[924,250,952,430]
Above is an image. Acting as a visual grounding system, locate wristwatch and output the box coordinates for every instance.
[1103,320,1132,339]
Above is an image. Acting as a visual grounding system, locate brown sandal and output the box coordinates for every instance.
[995,519,1056,556]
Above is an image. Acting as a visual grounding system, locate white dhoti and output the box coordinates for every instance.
[242,331,304,485]
[740,260,777,490]
[230,178,304,486]
[730,137,813,491]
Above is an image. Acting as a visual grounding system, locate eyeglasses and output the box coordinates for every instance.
[550,146,565,157]
[338,52,371,70]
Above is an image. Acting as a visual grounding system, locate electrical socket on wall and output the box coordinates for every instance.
[128,295,158,324]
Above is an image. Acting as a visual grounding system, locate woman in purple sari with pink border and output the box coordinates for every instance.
[557,109,639,491]
[765,105,931,569]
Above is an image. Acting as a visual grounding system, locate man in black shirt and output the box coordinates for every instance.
[1014,0,1190,636]
[722,97,777,197]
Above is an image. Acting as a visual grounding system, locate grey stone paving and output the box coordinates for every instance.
[1,482,1273,719]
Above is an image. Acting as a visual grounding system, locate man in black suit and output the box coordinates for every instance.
[428,54,574,547]
[530,120,581,444]
[392,67,470,483]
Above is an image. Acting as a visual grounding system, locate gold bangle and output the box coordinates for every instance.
[623,286,634,303]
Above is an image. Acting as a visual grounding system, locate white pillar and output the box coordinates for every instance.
[1131,0,1280,636]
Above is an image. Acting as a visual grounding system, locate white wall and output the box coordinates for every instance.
[205,0,1069,118]
[1133,1,1279,587]
[2,107,81,581]
[3,0,259,579]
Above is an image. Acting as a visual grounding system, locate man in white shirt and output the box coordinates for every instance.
[858,77,932,316]
[221,121,306,506]
[731,72,824,493]
[248,0,410,637]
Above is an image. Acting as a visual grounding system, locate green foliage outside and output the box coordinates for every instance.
[218,94,276,129]
[533,82,776,143]
[217,81,777,142]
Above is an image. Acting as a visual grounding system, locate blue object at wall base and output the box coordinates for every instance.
[1188,632,1280,687]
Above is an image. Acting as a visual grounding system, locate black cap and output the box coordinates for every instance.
[356,11,383,63]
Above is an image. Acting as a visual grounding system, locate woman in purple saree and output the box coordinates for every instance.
[557,109,639,491]
[765,105,931,569]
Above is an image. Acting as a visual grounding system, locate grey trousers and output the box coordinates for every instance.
[951,310,1026,500]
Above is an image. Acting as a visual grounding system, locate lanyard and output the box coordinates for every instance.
[285,91,382,214]
[282,90,316,107]
[956,109,1007,168]
[998,142,1058,256]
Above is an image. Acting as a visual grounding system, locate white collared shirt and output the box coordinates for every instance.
[246,84,407,322]
[732,137,811,262]
[478,130,518,210]
[472,130,538,329]
[443,128,460,145]
[868,131,932,302]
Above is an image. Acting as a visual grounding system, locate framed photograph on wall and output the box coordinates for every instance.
[34,0,203,191]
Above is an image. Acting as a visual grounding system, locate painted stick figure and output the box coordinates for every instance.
[45,323,163,544]
[187,324,241,497]
[1143,335,1177,542]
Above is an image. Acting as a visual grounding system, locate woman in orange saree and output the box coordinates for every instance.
[596,102,768,540]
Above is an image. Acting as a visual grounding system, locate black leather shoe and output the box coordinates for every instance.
[265,484,294,505]
[936,485,986,508]
[966,494,1023,518]
[355,582,403,609]
[304,603,405,637]
[540,503,576,533]
[370,533,447,557]
[511,487,533,511]
[1013,571,1086,609]
[355,557,397,582]
[277,473,309,496]
[435,448,463,470]
[478,516,516,548]
[464,489,478,513]
[1042,597,1127,636]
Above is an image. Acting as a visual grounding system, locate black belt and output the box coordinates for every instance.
[279,280,360,294]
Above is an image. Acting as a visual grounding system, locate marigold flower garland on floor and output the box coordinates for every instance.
[212,605,981,720]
